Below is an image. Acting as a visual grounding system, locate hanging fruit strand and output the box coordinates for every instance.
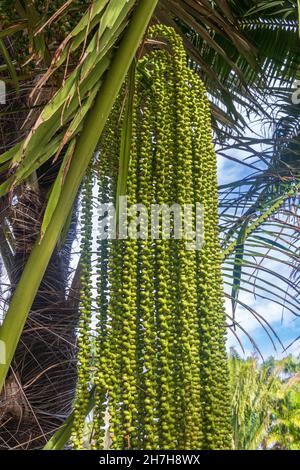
[188,69,232,449]
[92,168,109,449]
[93,100,123,449]
[150,50,177,450]
[135,88,158,450]
[199,89,232,449]
[71,167,94,450]
[109,86,140,449]
[162,26,202,449]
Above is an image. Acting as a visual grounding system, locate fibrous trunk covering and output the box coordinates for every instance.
[72,26,232,450]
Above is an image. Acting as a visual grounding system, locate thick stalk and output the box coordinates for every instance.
[0,0,159,393]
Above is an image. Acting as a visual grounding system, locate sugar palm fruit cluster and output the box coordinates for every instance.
[0,0,90,76]
[73,25,232,450]
[0,1,89,32]
[34,0,91,37]
[0,1,16,23]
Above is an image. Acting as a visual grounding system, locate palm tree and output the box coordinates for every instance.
[230,351,300,450]
[0,0,299,449]
[229,350,278,450]
[266,384,300,449]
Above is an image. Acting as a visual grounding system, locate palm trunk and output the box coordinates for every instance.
[0,82,80,448]
[0,261,78,449]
